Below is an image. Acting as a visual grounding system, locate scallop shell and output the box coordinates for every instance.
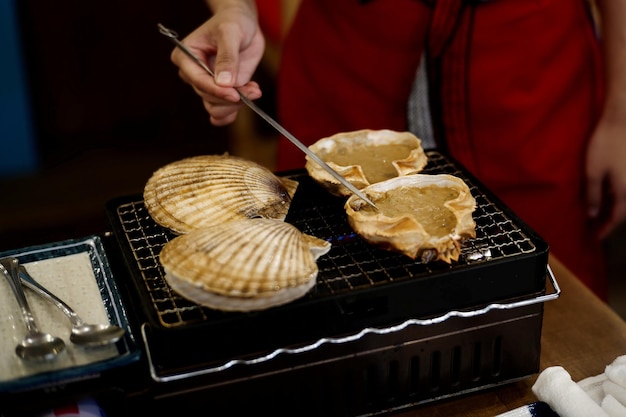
[160,218,331,311]
[144,154,299,234]
[306,129,428,197]
[345,174,476,263]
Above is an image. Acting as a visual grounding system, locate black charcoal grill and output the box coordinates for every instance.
[105,150,559,416]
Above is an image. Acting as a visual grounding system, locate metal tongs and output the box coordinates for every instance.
[157,23,377,209]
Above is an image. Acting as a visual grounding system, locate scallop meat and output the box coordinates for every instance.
[306,129,428,197]
[345,174,476,263]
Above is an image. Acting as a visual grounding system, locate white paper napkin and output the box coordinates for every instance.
[529,355,626,417]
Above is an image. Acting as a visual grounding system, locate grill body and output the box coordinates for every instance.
[141,302,543,416]
[106,151,550,415]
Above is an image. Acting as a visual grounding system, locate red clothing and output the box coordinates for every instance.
[276,0,607,298]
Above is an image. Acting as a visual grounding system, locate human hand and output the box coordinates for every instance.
[586,115,626,239]
[171,1,265,125]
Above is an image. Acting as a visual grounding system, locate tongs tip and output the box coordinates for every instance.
[361,197,378,211]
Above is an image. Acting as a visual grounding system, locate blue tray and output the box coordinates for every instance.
[0,235,140,392]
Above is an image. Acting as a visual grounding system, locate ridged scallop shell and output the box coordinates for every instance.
[345,174,476,263]
[160,218,331,311]
[144,154,298,234]
[306,129,428,197]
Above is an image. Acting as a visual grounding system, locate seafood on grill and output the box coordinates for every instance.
[345,174,476,263]
[159,218,332,312]
[306,129,428,197]
[143,154,298,234]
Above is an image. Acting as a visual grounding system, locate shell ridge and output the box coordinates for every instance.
[306,129,427,197]
[145,155,295,233]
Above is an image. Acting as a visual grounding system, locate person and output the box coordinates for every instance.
[171,0,626,299]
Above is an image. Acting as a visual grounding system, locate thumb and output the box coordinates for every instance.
[587,171,603,219]
[213,26,240,87]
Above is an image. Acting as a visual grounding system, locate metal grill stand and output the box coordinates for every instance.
[106,151,556,415]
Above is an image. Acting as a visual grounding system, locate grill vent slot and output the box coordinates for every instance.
[472,342,482,381]
[409,356,420,395]
[430,351,441,391]
[365,364,379,400]
[388,359,400,400]
[451,346,462,386]
[492,336,503,376]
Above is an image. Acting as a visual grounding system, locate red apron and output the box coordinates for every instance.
[276,0,607,298]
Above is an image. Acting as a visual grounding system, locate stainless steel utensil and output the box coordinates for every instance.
[18,264,126,347]
[0,257,65,361]
[157,23,378,210]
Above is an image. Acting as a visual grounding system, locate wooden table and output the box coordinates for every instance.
[396,255,626,416]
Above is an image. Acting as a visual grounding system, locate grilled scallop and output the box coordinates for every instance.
[143,154,298,234]
[160,218,331,311]
[306,129,428,197]
[345,174,476,263]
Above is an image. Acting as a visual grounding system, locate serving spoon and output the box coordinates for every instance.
[17,262,126,347]
[0,257,66,361]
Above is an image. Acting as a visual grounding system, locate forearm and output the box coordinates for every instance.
[205,0,257,16]
[595,0,626,121]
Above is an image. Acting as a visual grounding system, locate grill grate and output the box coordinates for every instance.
[113,151,538,328]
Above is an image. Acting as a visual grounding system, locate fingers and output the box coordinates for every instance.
[169,23,242,106]
[596,180,626,239]
[585,118,626,238]
[587,169,612,238]
[176,55,262,125]
[586,172,603,220]
[587,170,626,239]
[203,100,240,126]
[212,23,241,88]
[167,7,265,126]
[166,1,265,126]
[196,81,262,126]
[597,197,626,240]
[176,62,239,102]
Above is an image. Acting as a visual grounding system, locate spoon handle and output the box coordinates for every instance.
[0,257,43,336]
[18,265,83,327]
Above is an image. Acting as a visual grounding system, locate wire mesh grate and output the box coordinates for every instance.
[114,151,537,327]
